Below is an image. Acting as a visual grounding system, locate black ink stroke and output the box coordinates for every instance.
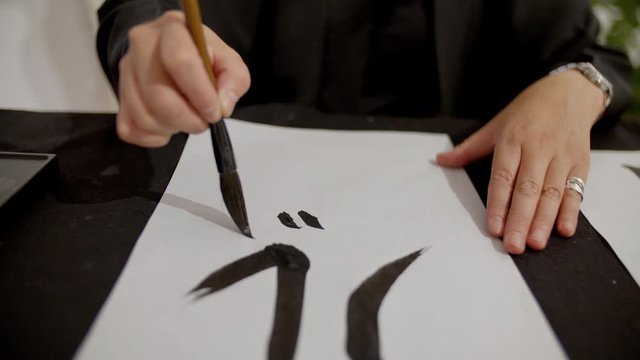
[623,164,640,179]
[298,210,324,229]
[346,247,430,360]
[191,244,310,360]
[278,212,301,229]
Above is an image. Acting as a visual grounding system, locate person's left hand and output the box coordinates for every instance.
[437,70,606,254]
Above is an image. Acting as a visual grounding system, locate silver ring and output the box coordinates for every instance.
[565,176,585,202]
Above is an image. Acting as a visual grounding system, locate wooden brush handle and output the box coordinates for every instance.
[181,0,217,87]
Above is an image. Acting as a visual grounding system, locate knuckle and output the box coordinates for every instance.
[133,114,159,133]
[116,116,134,143]
[225,49,251,92]
[515,179,540,198]
[499,127,521,146]
[536,133,554,148]
[487,199,509,215]
[117,113,169,148]
[160,10,184,23]
[541,185,562,201]
[127,24,149,45]
[184,116,209,133]
[180,121,206,135]
[147,88,180,119]
[145,135,171,148]
[531,216,554,230]
[145,88,207,134]
[164,51,198,73]
[193,101,217,120]
[509,228,528,239]
[192,121,209,133]
[529,225,546,238]
[118,54,130,73]
[491,169,515,187]
[487,205,509,220]
[230,49,246,69]
[192,101,213,117]
[237,66,252,93]
[507,213,530,229]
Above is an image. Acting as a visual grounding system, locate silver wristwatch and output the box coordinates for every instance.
[550,62,613,108]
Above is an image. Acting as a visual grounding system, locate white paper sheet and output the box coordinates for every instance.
[75,120,564,359]
[582,150,640,285]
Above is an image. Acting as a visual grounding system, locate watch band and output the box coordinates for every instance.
[550,62,613,108]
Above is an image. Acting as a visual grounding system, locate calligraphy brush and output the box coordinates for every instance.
[181,0,252,238]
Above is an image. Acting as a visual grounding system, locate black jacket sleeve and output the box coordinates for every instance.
[96,0,180,92]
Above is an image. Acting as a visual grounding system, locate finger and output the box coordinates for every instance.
[436,121,496,168]
[556,167,589,237]
[159,20,221,122]
[485,139,521,238]
[526,158,568,250]
[132,57,209,134]
[116,107,171,148]
[128,19,209,134]
[119,55,178,135]
[502,149,549,254]
[204,29,251,117]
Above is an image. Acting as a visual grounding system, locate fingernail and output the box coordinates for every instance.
[436,150,456,166]
[488,217,503,235]
[220,90,238,118]
[559,221,575,236]
[504,232,525,254]
[436,149,452,157]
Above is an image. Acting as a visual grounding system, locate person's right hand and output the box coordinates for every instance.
[116,10,251,147]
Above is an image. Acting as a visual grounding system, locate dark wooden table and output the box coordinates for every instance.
[1,105,639,359]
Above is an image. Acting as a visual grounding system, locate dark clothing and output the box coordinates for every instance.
[361,0,440,116]
[97,0,633,124]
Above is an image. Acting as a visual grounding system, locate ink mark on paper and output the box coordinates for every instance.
[623,164,640,179]
[278,212,301,229]
[346,247,430,360]
[191,244,310,360]
[298,211,324,229]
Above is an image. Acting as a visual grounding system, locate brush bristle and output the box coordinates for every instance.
[220,171,252,238]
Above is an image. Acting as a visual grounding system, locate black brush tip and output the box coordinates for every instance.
[241,225,253,238]
[220,171,252,238]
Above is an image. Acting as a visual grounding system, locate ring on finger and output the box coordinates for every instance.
[565,176,585,202]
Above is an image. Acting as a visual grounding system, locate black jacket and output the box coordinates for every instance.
[97,0,632,124]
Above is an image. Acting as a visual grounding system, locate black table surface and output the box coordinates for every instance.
[1,105,639,360]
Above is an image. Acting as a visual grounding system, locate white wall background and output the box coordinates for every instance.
[0,0,118,112]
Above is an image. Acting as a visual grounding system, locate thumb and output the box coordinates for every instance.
[436,122,497,167]
[204,29,251,118]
